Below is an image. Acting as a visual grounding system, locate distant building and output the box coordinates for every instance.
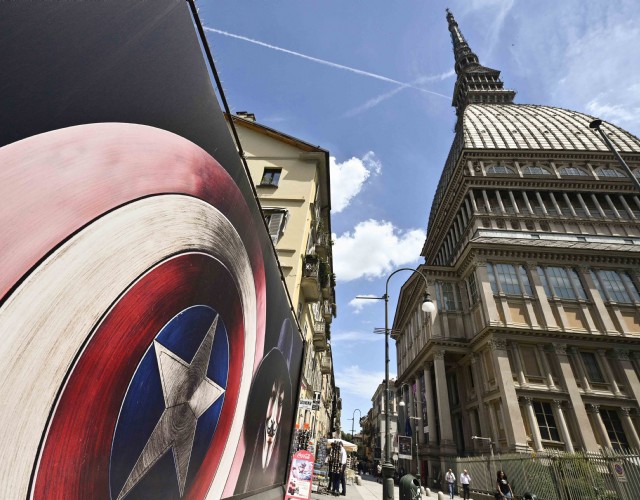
[228,113,339,448]
[368,379,399,466]
[393,10,640,484]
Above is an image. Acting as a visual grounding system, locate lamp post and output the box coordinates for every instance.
[356,267,435,500]
[472,435,495,488]
[589,119,640,192]
[350,408,362,458]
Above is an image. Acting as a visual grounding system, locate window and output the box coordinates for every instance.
[468,272,479,304]
[436,282,462,311]
[486,165,515,174]
[522,165,551,175]
[580,352,605,383]
[520,345,543,378]
[534,402,560,441]
[487,263,533,296]
[558,166,588,176]
[600,409,629,451]
[264,209,288,244]
[590,269,640,304]
[597,167,626,178]
[260,167,282,186]
[537,266,586,300]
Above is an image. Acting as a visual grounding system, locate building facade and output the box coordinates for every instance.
[393,10,640,485]
[228,113,339,450]
[368,379,400,467]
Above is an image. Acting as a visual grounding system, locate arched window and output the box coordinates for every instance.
[596,167,626,178]
[486,165,515,174]
[558,166,588,176]
[521,165,551,175]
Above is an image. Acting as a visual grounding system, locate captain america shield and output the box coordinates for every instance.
[0,124,266,499]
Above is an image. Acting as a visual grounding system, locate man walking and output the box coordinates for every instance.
[445,468,456,499]
[460,469,471,500]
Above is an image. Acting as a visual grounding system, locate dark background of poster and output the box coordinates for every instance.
[0,0,303,496]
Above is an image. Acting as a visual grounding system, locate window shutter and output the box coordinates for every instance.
[267,212,284,244]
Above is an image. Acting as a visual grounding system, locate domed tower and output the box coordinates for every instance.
[393,9,640,485]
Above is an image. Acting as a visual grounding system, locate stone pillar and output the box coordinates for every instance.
[613,349,640,403]
[552,400,574,453]
[537,344,557,390]
[588,404,612,449]
[526,263,560,330]
[415,374,425,445]
[597,350,621,396]
[510,342,528,387]
[522,397,543,451]
[423,363,437,446]
[433,350,454,448]
[485,401,500,447]
[475,261,501,326]
[489,339,528,451]
[470,354,491,439]
[620,408,640,451]
[553,344,600,451]
[569,347,592,393]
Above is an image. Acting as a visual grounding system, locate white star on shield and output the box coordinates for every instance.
[116,316,225,499]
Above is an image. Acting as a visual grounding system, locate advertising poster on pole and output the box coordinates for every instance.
[399,436,413,459]
[285,450,315,500]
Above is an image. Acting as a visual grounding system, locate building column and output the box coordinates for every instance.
[537,344,557,390]
[475,261,501,326]
[597,350,621,396]
[621,408,640,451]
[553,344,600,451]
[510,342,528,387]
[485,401,500,447]
[470,354,491,439]
[588,404,612,449]
[522,397,543,451]
[552,400,574,453]
[423,363,437,446]
[490,339,528,451]
[526,263,560,330]
[407,378,415,439]
[569,347,592,393]
[415,374,425,445]
[433,350,454,449]
[613,349,640,403]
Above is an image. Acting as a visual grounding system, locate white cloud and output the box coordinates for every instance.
[333,220,425,282]
[348,295,379,314]
[331,330,378,344]
[330,152,382,213]
[335,365,395,400]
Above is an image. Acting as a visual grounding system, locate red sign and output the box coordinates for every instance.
[285,450,315,500]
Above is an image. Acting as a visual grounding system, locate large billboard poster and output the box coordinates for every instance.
[0,1,303,499]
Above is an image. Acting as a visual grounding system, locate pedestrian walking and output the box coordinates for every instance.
[445,468,456,499]
[495,470,515,499]
[460,469,471,500]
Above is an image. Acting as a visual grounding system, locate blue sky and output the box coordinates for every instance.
[196,0,640,434]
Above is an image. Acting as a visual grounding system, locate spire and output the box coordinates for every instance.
[445,9,515,130]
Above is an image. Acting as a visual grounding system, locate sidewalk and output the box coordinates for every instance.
[311,473,443,500]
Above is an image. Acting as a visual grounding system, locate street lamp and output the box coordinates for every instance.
[472,435,495,487]
[356,267,435,500]
[589,119,640,192]
[350,408,362,457]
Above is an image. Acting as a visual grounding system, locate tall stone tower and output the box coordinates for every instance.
[393,9,640,487]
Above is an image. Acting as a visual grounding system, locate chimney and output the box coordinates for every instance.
[236,111,256,122]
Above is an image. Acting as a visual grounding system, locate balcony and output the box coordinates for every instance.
[321,353,332,374]
[322,300,334,323]
[313,320,327,352]
[301,255,321,302]
[315,231,331,258]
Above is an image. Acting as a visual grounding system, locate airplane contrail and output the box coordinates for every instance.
[204,27,450,99]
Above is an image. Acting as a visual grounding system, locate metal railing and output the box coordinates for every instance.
[455,449,640,499]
